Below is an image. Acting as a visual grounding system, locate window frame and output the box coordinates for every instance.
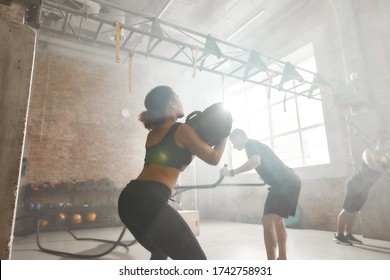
[225,44,331,171]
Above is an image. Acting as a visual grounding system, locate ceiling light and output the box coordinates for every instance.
[226,9,265,41]
[157,0,174,19]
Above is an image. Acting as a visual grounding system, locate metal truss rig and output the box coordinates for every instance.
[40,0,334,101]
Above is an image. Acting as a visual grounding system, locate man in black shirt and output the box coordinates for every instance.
[334,137,390,245]
[221,128,301,260]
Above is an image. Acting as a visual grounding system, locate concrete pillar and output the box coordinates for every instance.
[330,0,390,240]
[353,0,390,134]
[349,0,390,241]
[0,2,36,259]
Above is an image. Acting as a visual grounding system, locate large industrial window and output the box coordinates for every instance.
[226,44,330,169]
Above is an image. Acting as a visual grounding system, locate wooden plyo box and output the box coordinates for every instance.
[178,210,200,236]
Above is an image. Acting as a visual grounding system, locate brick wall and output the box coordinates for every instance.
[25,47,147,189]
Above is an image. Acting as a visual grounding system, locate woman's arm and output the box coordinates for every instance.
[177,123,227,166]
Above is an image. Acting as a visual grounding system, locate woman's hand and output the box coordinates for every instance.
[177,124,227,166]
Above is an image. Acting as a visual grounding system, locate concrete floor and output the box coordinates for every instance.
[11,220,390,260]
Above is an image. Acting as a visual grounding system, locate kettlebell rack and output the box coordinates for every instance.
[18,178,122,235]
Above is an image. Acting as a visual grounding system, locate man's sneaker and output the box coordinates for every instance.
[333,233,352,245]
[345,233,363,244]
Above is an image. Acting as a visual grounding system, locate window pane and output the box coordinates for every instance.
[297,56,317,75]
[226,94,247,130]
[301,126,330,165]
[248,109,270,139]
[269,88,296,104]
[225,44,330,170]
[273,133,303,167]
[297,96,324,127]
[271,99,298,135]
[246,86,268,112]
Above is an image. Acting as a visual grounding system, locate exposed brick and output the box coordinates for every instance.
[26,49,147,189]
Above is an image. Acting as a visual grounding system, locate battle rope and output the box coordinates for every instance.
[337,113,390,177]
[14,215,136,259]
[17,175,268,258]
[35,219,136,259]
[172,175,266,197]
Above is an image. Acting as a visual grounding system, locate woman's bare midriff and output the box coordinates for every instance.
[136,165,181,192]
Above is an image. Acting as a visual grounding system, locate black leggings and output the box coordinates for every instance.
[117,180,206,260]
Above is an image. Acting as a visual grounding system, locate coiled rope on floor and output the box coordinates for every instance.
[35,219,136,259]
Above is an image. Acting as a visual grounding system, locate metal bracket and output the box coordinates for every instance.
[25,0,42,29]
[38,0,358,103]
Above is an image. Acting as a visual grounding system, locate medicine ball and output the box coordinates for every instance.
[185,102,233,146]
[86,211,97,222]
[71,213,82,225]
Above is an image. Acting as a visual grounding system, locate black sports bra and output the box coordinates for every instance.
[144,123,192,170]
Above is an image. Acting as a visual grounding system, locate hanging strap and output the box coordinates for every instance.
[115,21,122,63]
